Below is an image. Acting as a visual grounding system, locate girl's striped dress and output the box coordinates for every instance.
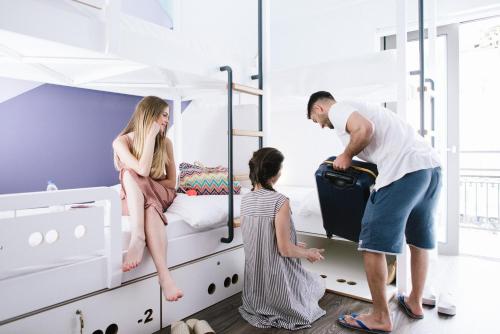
[238,189,326,330]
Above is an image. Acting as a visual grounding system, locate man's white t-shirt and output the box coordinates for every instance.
[328,101,441,190]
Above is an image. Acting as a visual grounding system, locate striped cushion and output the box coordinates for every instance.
[178,162,241,195]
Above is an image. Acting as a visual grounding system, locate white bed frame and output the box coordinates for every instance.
[293,214,398,302]
[0,0,257,100]
[0,0,419,331]
[0,188,244,333]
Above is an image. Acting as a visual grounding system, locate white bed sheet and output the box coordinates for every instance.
[275,185,321,217]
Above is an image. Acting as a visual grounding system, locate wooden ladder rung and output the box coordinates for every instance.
[233,218,241,228]
[232,129,264,137]
[231,83,263,96]
[233,174,250,181]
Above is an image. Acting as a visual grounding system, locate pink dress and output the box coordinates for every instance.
[117,136,176,225]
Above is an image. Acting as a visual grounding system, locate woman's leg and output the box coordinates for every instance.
[122,171,147,272]
[144,207,183,301]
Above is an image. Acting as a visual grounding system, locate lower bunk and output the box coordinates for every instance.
[0,187,244,333]
[277,185,398,302]
[0,246,244,334]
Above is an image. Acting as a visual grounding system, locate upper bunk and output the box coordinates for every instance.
[0,0,259,100]
[270,50,399,104]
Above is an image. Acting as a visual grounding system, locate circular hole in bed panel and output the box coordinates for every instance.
[231,274,239,285]
[74,225,86,239]
[347,281,357,286]
[92,331,104,334]
[224,277,231,288]
[45,230,59,244]
[320,274,327,279]
[28,232,43,247]
[336,278,347,283]
[208,283,216,295]
[105,324,119,334]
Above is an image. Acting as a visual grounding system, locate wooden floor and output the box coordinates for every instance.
[158,255,500,333]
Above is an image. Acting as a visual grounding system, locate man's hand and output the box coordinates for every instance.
[332,153,353,171]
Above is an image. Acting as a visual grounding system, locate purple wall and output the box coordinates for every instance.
[0,83,174,194]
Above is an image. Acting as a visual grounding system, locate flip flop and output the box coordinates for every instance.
[337,313,391,334]
[397,294,424,319]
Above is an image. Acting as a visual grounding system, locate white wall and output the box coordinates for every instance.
[270,0,500,71]
[176,0,500,186]
[180,95,260,176]
[178,0,259,84]
[267,0,500,186]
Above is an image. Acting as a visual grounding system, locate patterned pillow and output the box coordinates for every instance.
[178,162,241,195]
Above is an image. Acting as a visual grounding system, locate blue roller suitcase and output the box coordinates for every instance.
[315,156,378,242]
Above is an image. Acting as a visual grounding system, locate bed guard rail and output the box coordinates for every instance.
[0,187,122,288]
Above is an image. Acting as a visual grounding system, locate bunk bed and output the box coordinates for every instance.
[0,0,264,332]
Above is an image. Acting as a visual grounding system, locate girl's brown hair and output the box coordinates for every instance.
[115,96,169,179]
[249,147,284,191]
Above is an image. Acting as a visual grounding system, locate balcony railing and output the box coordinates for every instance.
[459,150,500,232]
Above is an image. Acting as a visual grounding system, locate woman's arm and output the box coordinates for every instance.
[158,138,177,189]
[112,124,160,177]
[275,200,324,262]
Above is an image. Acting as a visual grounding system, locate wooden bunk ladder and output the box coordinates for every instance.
[219,69,264,243]
[219,0,264,244]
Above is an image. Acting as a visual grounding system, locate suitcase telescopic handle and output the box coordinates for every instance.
[323,160,377,179]
[324,171,356,188]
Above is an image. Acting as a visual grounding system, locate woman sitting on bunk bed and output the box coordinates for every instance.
[239,147,326,330]
[113,96,182,302]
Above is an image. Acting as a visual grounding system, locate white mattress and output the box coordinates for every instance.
[275,185,322,217]
[275,185,326,236]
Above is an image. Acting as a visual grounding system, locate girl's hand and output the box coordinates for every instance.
[148,122,161,138]
[306,248,325,263]
[297,242,307,248]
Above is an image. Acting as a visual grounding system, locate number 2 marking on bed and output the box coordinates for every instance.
[138,309,154,324]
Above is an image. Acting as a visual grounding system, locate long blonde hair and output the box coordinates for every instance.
[115,96,170,179]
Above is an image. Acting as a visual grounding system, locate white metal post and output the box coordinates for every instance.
[171,98,183,187]
[396,0,410,295]
[262,0,271,147]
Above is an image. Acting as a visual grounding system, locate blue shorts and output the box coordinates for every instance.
[358,167,442,255]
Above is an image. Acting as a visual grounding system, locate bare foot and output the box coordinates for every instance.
[122,236,146,272]
[342,312,393,332]
[160,277,184,302]
[406,295,425,317]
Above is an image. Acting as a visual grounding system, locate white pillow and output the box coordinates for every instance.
[111,184,242,229]
[167,194,228,228]
[300,189,322,216]
[275,186,321,216]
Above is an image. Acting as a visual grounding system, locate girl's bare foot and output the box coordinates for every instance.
[160,277,184,302]
[122,236,146,272]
